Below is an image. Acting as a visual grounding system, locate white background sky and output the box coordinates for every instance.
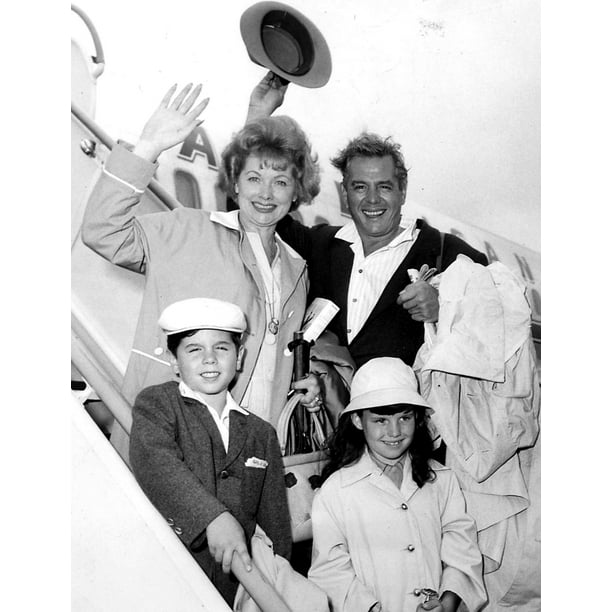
[71,0,540,251]
[5,2,612,610]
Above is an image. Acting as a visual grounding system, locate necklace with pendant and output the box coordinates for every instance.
[265,242,280,336]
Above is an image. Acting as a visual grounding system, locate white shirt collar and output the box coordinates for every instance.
[210,209,240,230]
[335,215,417,249]
[178,380,248,416]
[209,209,303,260]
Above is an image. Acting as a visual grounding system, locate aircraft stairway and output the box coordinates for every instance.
[71,105,295,612]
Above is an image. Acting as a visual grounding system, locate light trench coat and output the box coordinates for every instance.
[82,144,308,427]
[414,256,541,609]
[308,451,487,612]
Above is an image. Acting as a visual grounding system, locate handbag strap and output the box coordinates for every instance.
[277,393,302,455]
[277,394,329,456]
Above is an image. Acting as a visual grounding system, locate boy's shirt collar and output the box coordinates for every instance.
[178,380,248,417]
[179,381,248,452]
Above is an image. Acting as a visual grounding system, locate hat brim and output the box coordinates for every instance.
[340,387,433,417]
[163,325,245,335]
[240,1,332,88]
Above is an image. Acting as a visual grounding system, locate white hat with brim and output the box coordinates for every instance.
[240,2,332,88]
[158,298,247,335]
[341,357,433,416]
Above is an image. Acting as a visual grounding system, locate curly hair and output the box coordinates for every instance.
[330,132,409,192]
[217,115,320,210]
[320,404,436,488]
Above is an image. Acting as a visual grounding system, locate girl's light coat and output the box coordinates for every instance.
[308,451,487,612]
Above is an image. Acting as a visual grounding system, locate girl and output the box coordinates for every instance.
[308,357,487,612]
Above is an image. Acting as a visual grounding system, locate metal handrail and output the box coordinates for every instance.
[71,324,132,435]
[71,103,182,212]
[71,4,105,68]
[71,311,292,611]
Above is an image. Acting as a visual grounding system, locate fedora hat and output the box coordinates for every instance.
[240,2,332,88]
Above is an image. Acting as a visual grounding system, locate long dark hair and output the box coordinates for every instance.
[320,403,436,488]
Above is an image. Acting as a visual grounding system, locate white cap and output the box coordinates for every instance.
[341,357,432,416]
[158,298,247,335]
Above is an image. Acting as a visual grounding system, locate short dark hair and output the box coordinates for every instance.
[217,115,320,211]
[320,403,435,487]
[166,328,242,357]
[330,132,409,192]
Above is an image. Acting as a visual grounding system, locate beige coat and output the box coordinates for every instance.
[308,451,486,612]
[414,256,540,608]
[82,144,308,427]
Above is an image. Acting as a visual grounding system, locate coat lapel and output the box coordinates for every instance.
[327,239,354,337]
[277,238,307,310]
[183,397,227,470]
[224,412,248,468]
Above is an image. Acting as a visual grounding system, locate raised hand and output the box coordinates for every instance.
[133,83,210,161]
[246,70,289,123]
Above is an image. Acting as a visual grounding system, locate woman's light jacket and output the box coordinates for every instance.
[81,144,308,427]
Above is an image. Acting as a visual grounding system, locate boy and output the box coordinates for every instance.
[129,297,292,604]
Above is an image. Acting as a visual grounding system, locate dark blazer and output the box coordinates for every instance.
[277,216,488,368]
[129,381,292,604]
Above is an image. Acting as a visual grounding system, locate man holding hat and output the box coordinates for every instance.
[242,73,487,372]
[129,297,291,605]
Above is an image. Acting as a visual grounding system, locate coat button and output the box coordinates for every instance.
[407,544,415,552]
[401,503,408,510]
[220,470,229,479]
[174,527,183,535]
[413,589,421,596]
[166,517,174,526]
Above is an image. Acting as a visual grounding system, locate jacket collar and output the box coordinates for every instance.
[334,215,417,249]
[178,381,249,416]
[210,209,303,261]
[339,449,393,487]
[339,449,450,488]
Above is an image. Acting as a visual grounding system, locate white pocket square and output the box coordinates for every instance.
[245,456,268,469]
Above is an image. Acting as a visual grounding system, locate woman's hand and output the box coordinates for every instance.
[292,372,323,411]
[246,71,288,123]
[133,83,210,162]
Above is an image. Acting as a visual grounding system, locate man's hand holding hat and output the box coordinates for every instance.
[246,70,289,123]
